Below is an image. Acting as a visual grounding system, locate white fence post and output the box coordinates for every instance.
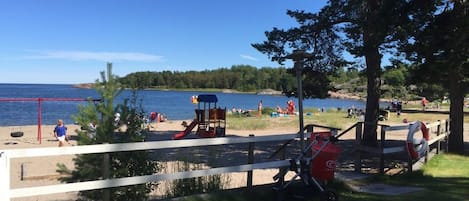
[0,151,11,201]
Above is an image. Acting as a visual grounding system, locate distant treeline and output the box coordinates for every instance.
[119,65,298,92]
[118,63,418,100]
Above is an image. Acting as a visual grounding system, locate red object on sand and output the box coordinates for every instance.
[173,120,198,140]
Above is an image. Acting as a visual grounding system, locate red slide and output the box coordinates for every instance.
[172,120,198,140]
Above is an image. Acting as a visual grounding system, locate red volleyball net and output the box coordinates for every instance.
[0,98,100,144]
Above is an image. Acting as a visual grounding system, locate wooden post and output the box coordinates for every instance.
[103,152,110,201]
[436,120,441,154]
[424,125,429,163]
[408,156,413,172]
[21,163,25,181]
[379,126,386,174]
[247,134,255,189]
[444,120,449,152]
[279,146,286,184]
[37,98,42,144]
[354,123,362,173]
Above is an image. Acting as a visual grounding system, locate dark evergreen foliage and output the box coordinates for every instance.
[118,65,298,93]
[403,0,469,153]
[58,63,159,201]
[252,0,427,146]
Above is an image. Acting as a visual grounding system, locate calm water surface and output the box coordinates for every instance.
[0,84,366,126]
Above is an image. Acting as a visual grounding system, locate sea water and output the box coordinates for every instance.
[0,84,366,126]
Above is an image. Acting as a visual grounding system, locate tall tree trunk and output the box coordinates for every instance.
[361,0,382,146]
[362,49,381,146]
[449,75,465,153]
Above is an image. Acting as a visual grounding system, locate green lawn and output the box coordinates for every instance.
[370,154,469,201]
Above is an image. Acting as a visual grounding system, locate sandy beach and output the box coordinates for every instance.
[1,119,466,201]
[0,120,302,201]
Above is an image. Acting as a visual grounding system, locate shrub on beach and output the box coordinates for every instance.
[57,63,159,201]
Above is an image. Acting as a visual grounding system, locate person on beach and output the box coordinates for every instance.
[53,119,68,147]
[287,100,295,115]
[421,97,428,111]
[276,105,284,114]
[257,100,263,117]
[88,121,97,139]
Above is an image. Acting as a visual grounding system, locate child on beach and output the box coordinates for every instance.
[53,119,68,147]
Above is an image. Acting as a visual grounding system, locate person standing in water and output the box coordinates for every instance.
[53,119,68,147]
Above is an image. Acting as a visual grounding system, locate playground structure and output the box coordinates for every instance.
[173,94,226,140]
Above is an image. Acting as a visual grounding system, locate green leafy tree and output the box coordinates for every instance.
[381,61,412,99]
[59,63,158,200]
[405,0,469,153]
[383,66,407,87]
[252,0,438,146]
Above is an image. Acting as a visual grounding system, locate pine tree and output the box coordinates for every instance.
[58,63,159,201]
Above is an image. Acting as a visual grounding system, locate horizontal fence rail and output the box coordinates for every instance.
[354,119,450,174]
[1,133,303,200]
[10,161,291,198]
[5,134,300,159]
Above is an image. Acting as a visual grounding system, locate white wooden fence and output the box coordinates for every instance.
[0,134,301,201]
[1,120,450,200]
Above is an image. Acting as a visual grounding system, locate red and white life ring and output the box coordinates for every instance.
[406,121,429,159]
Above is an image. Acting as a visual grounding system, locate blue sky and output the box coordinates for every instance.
[0,0,327,84]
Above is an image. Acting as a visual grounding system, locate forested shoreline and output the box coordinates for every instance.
[118,65,296,93]
[114,64,428,101]
[75,63,440,102]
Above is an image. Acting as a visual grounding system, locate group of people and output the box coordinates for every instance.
[231,107,252,117]
[276,100,296,115]
[346,106,365,119]
[231,99,297,118]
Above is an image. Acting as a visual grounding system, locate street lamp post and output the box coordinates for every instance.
[286,50,313,150]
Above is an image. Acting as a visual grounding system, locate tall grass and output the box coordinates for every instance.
[163,147,231,199]
[164,161,229,198]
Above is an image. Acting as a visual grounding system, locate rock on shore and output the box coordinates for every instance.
[72,83,94,89]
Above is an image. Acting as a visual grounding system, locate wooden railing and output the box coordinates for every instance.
[349,120,450,174]
[0,133,304,201]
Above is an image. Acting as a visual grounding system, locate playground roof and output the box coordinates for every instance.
[197,94,218,103]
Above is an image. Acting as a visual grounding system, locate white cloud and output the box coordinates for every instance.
[240,54,258,61]
[24,50,164,62]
